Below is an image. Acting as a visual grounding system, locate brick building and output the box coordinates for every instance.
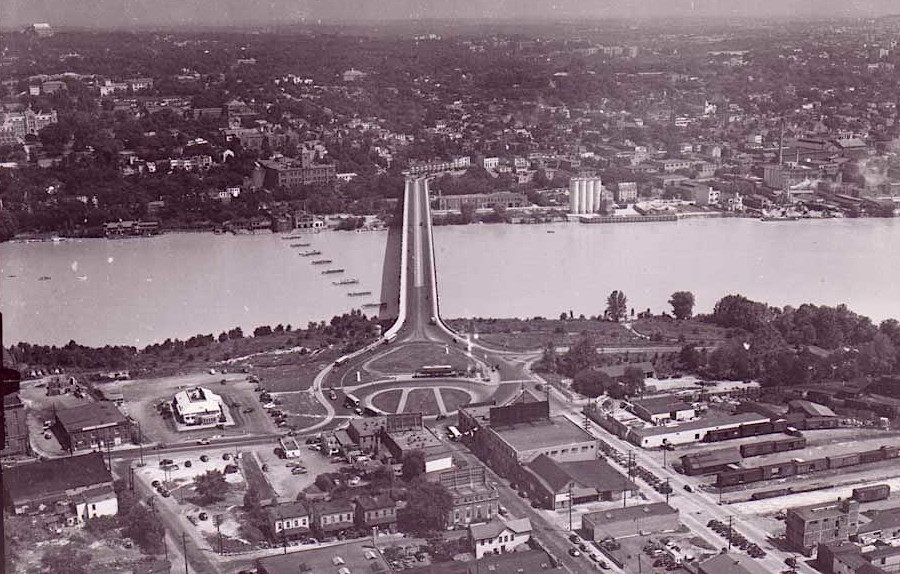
[2,393,30,457]
[54,402,132,453]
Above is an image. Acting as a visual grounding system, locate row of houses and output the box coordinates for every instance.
[265,494,397,540]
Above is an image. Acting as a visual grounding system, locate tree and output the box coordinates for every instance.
[622,365,646,396]
[460,202,476,224]
[399,480,453,535]
[41,545,92,574]
[402,450,426,481]
[606,290,628,323]
[572,368,612,398]
[669,291,696,320]
[121,503,165,554]
[194,469,228,504]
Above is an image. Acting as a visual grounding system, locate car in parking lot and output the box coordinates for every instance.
[569,534,580,544]
[683,484,693,493]
[291,467,308,475]
[198,512,208,521]
[151,480,161,488]
[568,548,581,557]
[184,460,192,468]
[200,454,209,462]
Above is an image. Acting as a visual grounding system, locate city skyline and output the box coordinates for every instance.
[3,0,900,29]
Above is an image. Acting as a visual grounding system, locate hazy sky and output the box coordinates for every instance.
[3,0,899,28]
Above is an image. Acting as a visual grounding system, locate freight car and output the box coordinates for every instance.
[717,466,765,487]
[827,453,861,469]
[852,484,890,503]
[760,461,797,480]
[860,448,885,464]
[773,436,807,453]
[794,457,828,474]
[751,488,793,501]
[741,441,776,458]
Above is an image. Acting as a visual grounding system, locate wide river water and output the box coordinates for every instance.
[2,218,899,346]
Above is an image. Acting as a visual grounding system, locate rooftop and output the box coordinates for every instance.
[266,501,309,522]
[492,415,594,453]
[5,452,113,503]
[526,454,635,493]
[356,494,395,511]
[55,401,128,432]
[314,499,354,516]
[385,426,447,456]
[470,517,532,541]
[631,412,769,438]
[789,399,837,418]
[859,507,900,534]
[633,395,692,415]
[699,553,756,574]
[789,499,855,522]
[403,549,555,574]
[583,502,678,526]
[680,447,742,468]
[349,416,385,437]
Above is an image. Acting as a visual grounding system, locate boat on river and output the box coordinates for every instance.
[312,259,332,265]
[300,250,322,256]
[348,291,372,297]
[322,269,344,274]
[333,278,359,285]
[362,302,386,309]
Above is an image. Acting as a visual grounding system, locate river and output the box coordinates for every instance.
[2,218,899,346]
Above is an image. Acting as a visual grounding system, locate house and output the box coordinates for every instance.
[4,452,117,525]
[347,416,385,453]
[54,402,132,452]
[354,494,397,532]
[311,499,355,537]
[266,501,310,540]
[470,518,532,559]
[519,455,636,510]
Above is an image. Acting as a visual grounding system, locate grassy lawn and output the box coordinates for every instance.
[371,389,402,413]
[276,392,326,417]
[367,343,473,375]
[250,351,336,392]
[441,388,472,412]
[632,317,730,345]
[446,318,642,351]
[404,389,440,415]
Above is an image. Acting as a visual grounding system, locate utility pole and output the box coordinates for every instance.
[215,515,223,555]
[182,532,189,574]
[137,421,144,467]
[728,516,733,552]
[568,484,573,532]
[665,478,670,505]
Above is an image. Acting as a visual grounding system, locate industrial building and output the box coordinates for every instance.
[54,401,132,452]
[436,191,527,211]
[856,506,900,544]
[259,153,337,189]
[786,498,859,553]
[581,503,680,541]
[631,396,695,425]
[474,401,598,479]
[625,412,771,448]
[817,540,900,574]
[519,455,637,510]
[172,387,223,426]
[2,393,30,457]
[568,176,605,214]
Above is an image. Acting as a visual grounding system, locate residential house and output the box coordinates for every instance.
[266,501,310,540]
[469,518,532,559]
[354,494,397,533]
[311,500,355,537]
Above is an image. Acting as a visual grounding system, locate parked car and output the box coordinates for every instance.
[184,460,192,468]
[569,548,581,557]
[200,455,209,462]
[198,512,208,521]
[197,438,211,445]
[683,485,693,493]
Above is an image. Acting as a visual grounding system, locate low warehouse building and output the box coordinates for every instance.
[54,401,132,452]
[582,502,679,541]
[627,412,770,448]
[631,396,695,425]
[520,454,637,510]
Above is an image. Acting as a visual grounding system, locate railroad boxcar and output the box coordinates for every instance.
[794,457,828,474]
[760,461,797,480]
[751,488,792,501]
[859,448,885,464]
[740,440,775,458]
[740,421,774,438]
[852,484,890,503]
[772,436,807,453]
[717,467,764,487]
[706,427,742,443]
[827,453,861,469]
[882,446,900,460]
[804,417,840,430]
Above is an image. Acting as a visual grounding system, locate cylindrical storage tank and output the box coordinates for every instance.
[593,179,602,211]
[569,180,578,213]
[578,178,587,213]
[584,179,594,213]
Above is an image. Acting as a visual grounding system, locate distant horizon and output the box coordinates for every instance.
[4,0,900,31]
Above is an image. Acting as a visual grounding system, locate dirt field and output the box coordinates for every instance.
[632,317,730,346]
[251,443,345,502]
